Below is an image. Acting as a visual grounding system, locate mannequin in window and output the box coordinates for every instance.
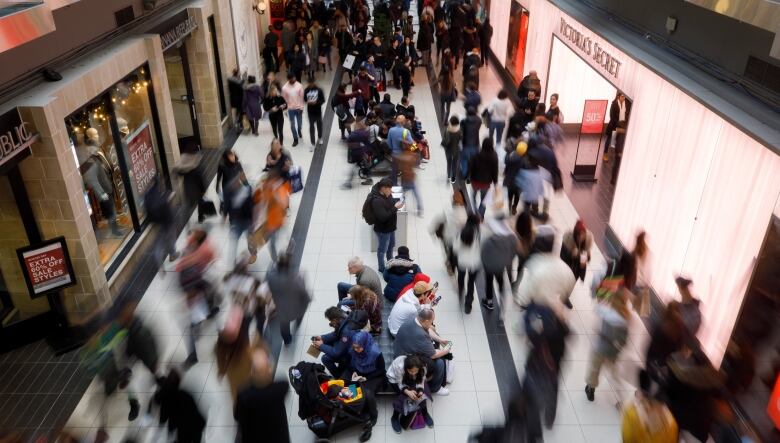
[82,128,123,236]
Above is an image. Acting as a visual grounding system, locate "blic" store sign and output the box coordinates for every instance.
[0,108,38,170]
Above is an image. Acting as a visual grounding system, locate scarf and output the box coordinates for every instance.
[349,331,382,374]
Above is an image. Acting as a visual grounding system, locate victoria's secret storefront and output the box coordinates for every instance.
[488,0,780,372]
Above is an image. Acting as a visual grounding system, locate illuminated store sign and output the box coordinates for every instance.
[558,18,623,79]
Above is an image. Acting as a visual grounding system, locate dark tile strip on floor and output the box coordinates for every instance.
[425,62,522,415]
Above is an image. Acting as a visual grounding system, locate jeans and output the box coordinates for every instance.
[428,358,447,392]
[460,146,477,180]
[489,121,505,147]
[269,112,284,143]
[228,219,256,264]
[279,314,304,345]
[507,185,520,212]
[266,228,280,262]
[472,186,488,215]
[484,266,507,301]
[457,269,478,307]
[337,282,353,300]
[308,112,323,144]
[248,116,259,135]
[402,182,423,213]
[376,231,395,272]
[288,109,303,141]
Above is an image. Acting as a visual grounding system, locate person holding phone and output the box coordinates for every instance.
[386,355,434,433]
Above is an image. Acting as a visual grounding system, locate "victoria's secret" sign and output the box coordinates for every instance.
[558,18,623,79]
[0,108,38,170]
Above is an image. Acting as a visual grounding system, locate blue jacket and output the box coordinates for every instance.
[382,259,421,302]
[319,317,359,360]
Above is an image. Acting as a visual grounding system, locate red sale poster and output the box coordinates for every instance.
[125,122,157,196]
[17,238,76,297]
[581,99,608,134]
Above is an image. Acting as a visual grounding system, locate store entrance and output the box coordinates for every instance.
[543,36,633,251]
[164,41,201,154]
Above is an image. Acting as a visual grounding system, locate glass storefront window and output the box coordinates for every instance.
[65,65,164,270]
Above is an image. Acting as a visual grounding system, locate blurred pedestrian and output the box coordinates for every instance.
[460,106,482,181]
[397,142,423,217]
[518,70,542,100]
[255,166,290,262]
[675,276,702,338]
[437,67,456,124]
[441,115,461,183]
[513,225,575,310]
[487,90,514,148]
[228,69,245,131]
[469,138,499,214]
[151,369,206,443]
[234,349,290,443]
[585,290,631,402]
[173,152,208,223]
[621,390,678,443]
[144,179,178,265]
[560,220,593,282]
[479,18,492,66]
[430,189,467,274]
[176,228,217,364]
[504,141,523,215]
[243,75,263,136]
[455,214,481,313]
[266,253,311,345]
[480,209,517,310]
[512,209,534,287]
[215,305,255,401]
[223,170,256,265]
[417,14,434,67]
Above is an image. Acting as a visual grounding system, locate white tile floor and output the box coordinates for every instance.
[62,53,649,443]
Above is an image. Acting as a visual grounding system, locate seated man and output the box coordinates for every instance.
[382,246,421,303]
[393,308,450,395]
[337,257,383,301]
[312,307,360,377]
[378,93,396,119]
[388,281,434,336]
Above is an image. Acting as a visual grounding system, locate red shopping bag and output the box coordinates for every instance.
[376,80,386,92]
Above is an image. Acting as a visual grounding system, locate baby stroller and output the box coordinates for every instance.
[290,361,375,442]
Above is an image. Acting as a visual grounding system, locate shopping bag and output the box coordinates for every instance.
[376,79,386,92]
[318,55,328,64]
[419,141,430,160]
[289,166,304,193]
[343,54,356,70]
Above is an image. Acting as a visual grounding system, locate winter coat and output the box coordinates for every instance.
[267,268,311,323]
[227,76,245,109]
[416,22,434,51]
[460,114,482,149]
[469,149,498,185]
[173,153,207,206]
[441,126,462,157]
[369,182,398,233]
[125,318,158,374]
[515,252,576,308]
[504,151,522,188]
[382,258,420,302]
[243,84,263,120]
[480,221,517,274]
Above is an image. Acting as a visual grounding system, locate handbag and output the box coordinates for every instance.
[318,55,327,64]
[409,411,426,430]
[289,166,304,193]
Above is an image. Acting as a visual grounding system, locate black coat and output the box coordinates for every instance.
[234,382,290,443]
[228,76,245,108]
[153,380,206,439]
[417,22,434,51]
[369,183,398,233]
[460,115,482,149]
[606,99,631,131]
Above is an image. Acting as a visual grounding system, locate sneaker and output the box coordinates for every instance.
[310,144,314,152]
[168,251,180,262]
[450,178,455,184]
[481,299,494,310]
[184,353,198,367]
[563,299,573,310]
[391,415,402,433]
[435,386,450,396]
[422,410,434,427]
[585,385,595,402]
[292,140,299,147]
[318,138,324,145]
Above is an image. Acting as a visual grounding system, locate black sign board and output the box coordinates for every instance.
[0,108,38,173]
[16,237,77,299]
[153,10,198,51]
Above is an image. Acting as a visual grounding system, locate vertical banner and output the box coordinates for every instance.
[231,0,261,78]
[125,122,157,196]
[581,99,608,134]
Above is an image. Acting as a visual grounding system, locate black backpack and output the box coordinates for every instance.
[362,192,378,225]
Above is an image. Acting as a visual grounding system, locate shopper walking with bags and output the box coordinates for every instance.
[585,290,631,402]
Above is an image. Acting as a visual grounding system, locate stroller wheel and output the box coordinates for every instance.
[358,168,370,179]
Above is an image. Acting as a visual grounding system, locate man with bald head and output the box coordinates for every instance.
[386,115,414,185]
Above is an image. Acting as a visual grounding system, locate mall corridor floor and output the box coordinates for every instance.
[60,61,650,443]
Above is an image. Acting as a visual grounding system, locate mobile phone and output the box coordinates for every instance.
[432,295,442,306]
[432,281,439,290]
